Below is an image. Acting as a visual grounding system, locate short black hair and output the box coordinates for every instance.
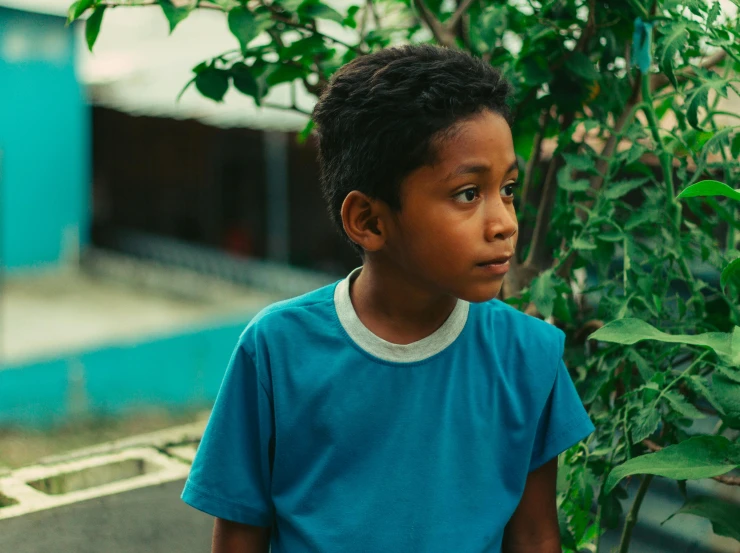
[312,44,514,245]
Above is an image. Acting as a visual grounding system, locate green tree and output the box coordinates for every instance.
[72,0,740,550]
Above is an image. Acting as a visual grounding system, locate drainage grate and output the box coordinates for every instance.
[0,492,18,508]
[26,458,160,496]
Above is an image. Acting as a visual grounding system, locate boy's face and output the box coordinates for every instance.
[385,110,518,303]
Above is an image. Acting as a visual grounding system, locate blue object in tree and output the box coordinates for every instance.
[632,17,654,73]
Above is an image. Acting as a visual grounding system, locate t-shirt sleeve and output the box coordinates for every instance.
[181,339,274,526]
[529,359,594,472]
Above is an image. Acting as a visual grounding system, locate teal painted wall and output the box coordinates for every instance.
[0,317,254,428]
[0,8,90,272]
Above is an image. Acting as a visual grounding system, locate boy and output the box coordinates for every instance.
[182,45,594,553]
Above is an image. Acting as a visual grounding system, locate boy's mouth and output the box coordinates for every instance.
[476,255,513,275]
[476,255,513,266]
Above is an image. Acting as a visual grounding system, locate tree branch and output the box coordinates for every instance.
[447,0,475,30]
[523,152,563,269]
[263,102,311,116]
[263,5,362,52]
[519,109,551,220]
[588,72,643,192]
[523,112,574,271]
[413,0,457,48]
[368,0,381,29]
[101,0,362,52]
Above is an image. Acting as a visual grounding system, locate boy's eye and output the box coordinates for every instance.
[502,181,520,198]
[453,187,479,203]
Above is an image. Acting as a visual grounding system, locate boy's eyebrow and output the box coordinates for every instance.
[446,160,519,180]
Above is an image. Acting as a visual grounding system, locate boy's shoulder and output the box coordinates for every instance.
[241,280,338,337]
[474,298,565,357]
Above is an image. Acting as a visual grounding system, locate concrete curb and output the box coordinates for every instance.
[0,447,191,520]
[0,420,206,521]
[34,419,206,466]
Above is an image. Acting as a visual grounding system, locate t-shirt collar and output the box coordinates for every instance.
[334,267,469,363]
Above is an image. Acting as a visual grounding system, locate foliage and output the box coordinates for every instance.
[70,0,740,551]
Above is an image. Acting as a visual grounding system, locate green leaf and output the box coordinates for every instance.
[85,5,105,51]
[589,319,739,367]
[731,134,740,159]
[631,404,661,442]
[657,23,688,88]
[685,79,728,130]
[195,67,229,102]
[702,127,736,155]
[298,119,315,143]
[300,3,345,24]
[721,258,740,291]
[625,208,658,231]
[265,64,306,86]
[665,496,740,542]
[277,0,304,11]
[281,35,326,60]
[678,180,740,202]
[712,373,740,429]
[67,2,79,23]
[559,176,590,192]
[228,7,271,52]
[706,2,722,28]
[717,365,740,384]
[230,63,262,103]
[605,435,740,494]
[597,231,624,243]
[687,375,725,413]
[530,269,557,319]
[583,370,609,404]
[572,237,597,251]
[622,144,647,166]
[604,178,649,200]
[70,0,94,21]
[630,350,655,382]
[664,391,706,420]
[562,153,597,173]
[160,0,192,34]
[565,52,600,81]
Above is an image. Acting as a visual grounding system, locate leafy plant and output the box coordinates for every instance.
[69,0,740,550]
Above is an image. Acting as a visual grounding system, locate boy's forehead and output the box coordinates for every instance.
[432,112,516,174]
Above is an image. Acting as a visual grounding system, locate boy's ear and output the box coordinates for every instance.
[340,191,387,252]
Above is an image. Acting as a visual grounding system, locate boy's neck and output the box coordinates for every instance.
[349,258,459,345]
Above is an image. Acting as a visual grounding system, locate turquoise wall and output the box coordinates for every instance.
[0,317,254,428]
[0,8,90,272]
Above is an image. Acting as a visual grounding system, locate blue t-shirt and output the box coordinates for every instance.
[182,269,594,552]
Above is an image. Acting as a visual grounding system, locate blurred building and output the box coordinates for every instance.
[0,4,89,273]
[0,0,357,278]
[0,0,341,428]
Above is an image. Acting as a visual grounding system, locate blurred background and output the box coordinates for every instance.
[1,2,740,552]
[0,0,359,469]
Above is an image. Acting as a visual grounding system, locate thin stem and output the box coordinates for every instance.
[618,474,654,553]
[640,73,700,289]
[656,350,711,402]
[263,102,311,116]
[641,75,676,219]
[625,0,650,19]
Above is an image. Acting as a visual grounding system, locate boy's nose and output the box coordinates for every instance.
[483,204,517,243]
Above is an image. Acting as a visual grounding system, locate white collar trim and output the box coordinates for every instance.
[334,267,469,363]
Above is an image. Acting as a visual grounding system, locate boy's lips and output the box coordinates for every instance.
[475,255,513,275]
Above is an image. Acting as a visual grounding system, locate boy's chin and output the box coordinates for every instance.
[456,282,504,304]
